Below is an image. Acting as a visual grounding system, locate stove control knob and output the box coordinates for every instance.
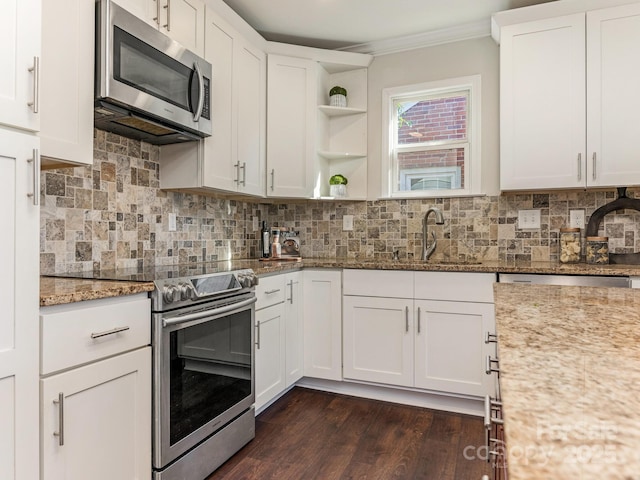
[178,282,196,301]
[162,284,179,304]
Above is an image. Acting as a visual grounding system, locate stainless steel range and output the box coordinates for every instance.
[150,268,258,480]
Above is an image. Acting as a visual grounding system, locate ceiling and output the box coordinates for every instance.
[221,0,556,51]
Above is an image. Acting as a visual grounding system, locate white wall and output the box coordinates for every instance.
[367,36,500,199]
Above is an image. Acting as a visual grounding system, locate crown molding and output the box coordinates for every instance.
[341,18,491,56]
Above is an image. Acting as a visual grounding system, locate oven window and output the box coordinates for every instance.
[113,27,192,112]
[169,309,252,446]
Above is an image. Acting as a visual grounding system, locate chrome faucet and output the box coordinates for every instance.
[422,207,445,260]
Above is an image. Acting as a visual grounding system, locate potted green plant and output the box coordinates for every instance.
[329,174,348,198]
[329,86,347,108]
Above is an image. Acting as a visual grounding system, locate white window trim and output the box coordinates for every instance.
[381,74,482,199]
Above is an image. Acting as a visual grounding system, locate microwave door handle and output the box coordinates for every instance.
[193,62,205,122]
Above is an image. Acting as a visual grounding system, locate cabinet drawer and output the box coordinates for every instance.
[40,294,150,375]
[256,274,286,310]
[414,272,496,303]
[343,269,413,298]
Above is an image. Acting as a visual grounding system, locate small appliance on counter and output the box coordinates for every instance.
[258,227,301,261]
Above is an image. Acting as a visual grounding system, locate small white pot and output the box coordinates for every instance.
[330,94,347,108]
[330,184,347,198]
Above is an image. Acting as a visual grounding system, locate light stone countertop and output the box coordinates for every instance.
[40,277,155,307]
[493,283,640,480]
[41,257,640,306]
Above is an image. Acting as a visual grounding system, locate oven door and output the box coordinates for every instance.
[96,0,212,136]
[152,295,256,469]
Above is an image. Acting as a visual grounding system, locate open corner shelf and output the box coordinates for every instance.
[318,150,366,160]
[318,105,366,117]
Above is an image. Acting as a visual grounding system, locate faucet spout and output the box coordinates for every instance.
[422,207,445,261]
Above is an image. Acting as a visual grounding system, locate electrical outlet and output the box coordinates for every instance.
[252,216,259,231]
[569,210,585,229]
[343,215,354,231]
[168,213,177,232]
[518,209,541,229]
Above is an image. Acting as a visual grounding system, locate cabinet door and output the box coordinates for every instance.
[0,0,41,131]
[586,3,640,187]
[236,39,266,197]
[343,296,413,387]
[112,0,157,28]
[201,10,238,192]
[40,348,151,480]
[303,270,342,380]
[414,300,494,397]
[500,14,585,190]
[40,0,94,166]
[0,130,39,480]
[284,272,303,387]
[255,303,286,411]
[160,0,205,57]
[267,54,316,198]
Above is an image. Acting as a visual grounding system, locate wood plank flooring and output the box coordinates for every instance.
[207,387,490,480]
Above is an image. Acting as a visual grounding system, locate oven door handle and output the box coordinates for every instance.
[162,296,257,327]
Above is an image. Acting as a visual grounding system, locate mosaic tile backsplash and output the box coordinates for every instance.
[40,130,640,273]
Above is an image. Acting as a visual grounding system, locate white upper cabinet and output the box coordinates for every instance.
[499,14,585,190]
[498,2,640,191]
[159,8,266,197]
[0,0,41,132]
[266,54,316,198]
[114,0,205,56]
[586,3,640,187]
[40,0,94,166]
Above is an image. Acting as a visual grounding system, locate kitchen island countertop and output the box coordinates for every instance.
[493,282,640,480]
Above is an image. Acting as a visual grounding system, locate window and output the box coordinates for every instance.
[381,75,481,198]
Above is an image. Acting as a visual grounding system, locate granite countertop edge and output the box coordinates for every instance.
[40,258,640,306]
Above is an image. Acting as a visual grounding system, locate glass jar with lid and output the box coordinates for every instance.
[559,227,581,264]
[586,236,609,264]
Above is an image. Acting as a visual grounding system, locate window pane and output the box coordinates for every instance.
[397,95,467,145]
[397,148,465,192]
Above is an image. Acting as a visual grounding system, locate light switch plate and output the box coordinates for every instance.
[343,215,354,231]
[518,209,541,229]
[168,213,177,232]
[252,216,259,231]
[569,210,585,229]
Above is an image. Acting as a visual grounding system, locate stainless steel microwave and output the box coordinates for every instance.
[95,0,212,144]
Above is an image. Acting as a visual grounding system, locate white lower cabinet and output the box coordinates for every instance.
[254,271,303,412]
[414,300,494,396]
[343,296,413,387]
[40,348,151,480]
[303,269,342,381]
[343,270,496,398]
[255,301,286,411]
[284,271,304,386]
[39,294,151,480]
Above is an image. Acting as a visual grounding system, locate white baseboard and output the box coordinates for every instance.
[294,377,484,417]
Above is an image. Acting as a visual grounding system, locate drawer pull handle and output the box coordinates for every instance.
[90,326,130,339]
[264,289,280,295]
[486,355,500,375]
[485,332,497,344]
[53,392,64,446]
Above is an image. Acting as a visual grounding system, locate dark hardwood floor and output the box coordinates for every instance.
[207,387,491,479]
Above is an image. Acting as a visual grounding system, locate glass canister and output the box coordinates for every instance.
[586,236,609,264]
[559,227,581,264]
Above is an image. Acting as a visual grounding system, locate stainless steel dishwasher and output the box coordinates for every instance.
[498,273,630,288]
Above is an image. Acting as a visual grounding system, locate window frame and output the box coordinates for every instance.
[381,75,482,198]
